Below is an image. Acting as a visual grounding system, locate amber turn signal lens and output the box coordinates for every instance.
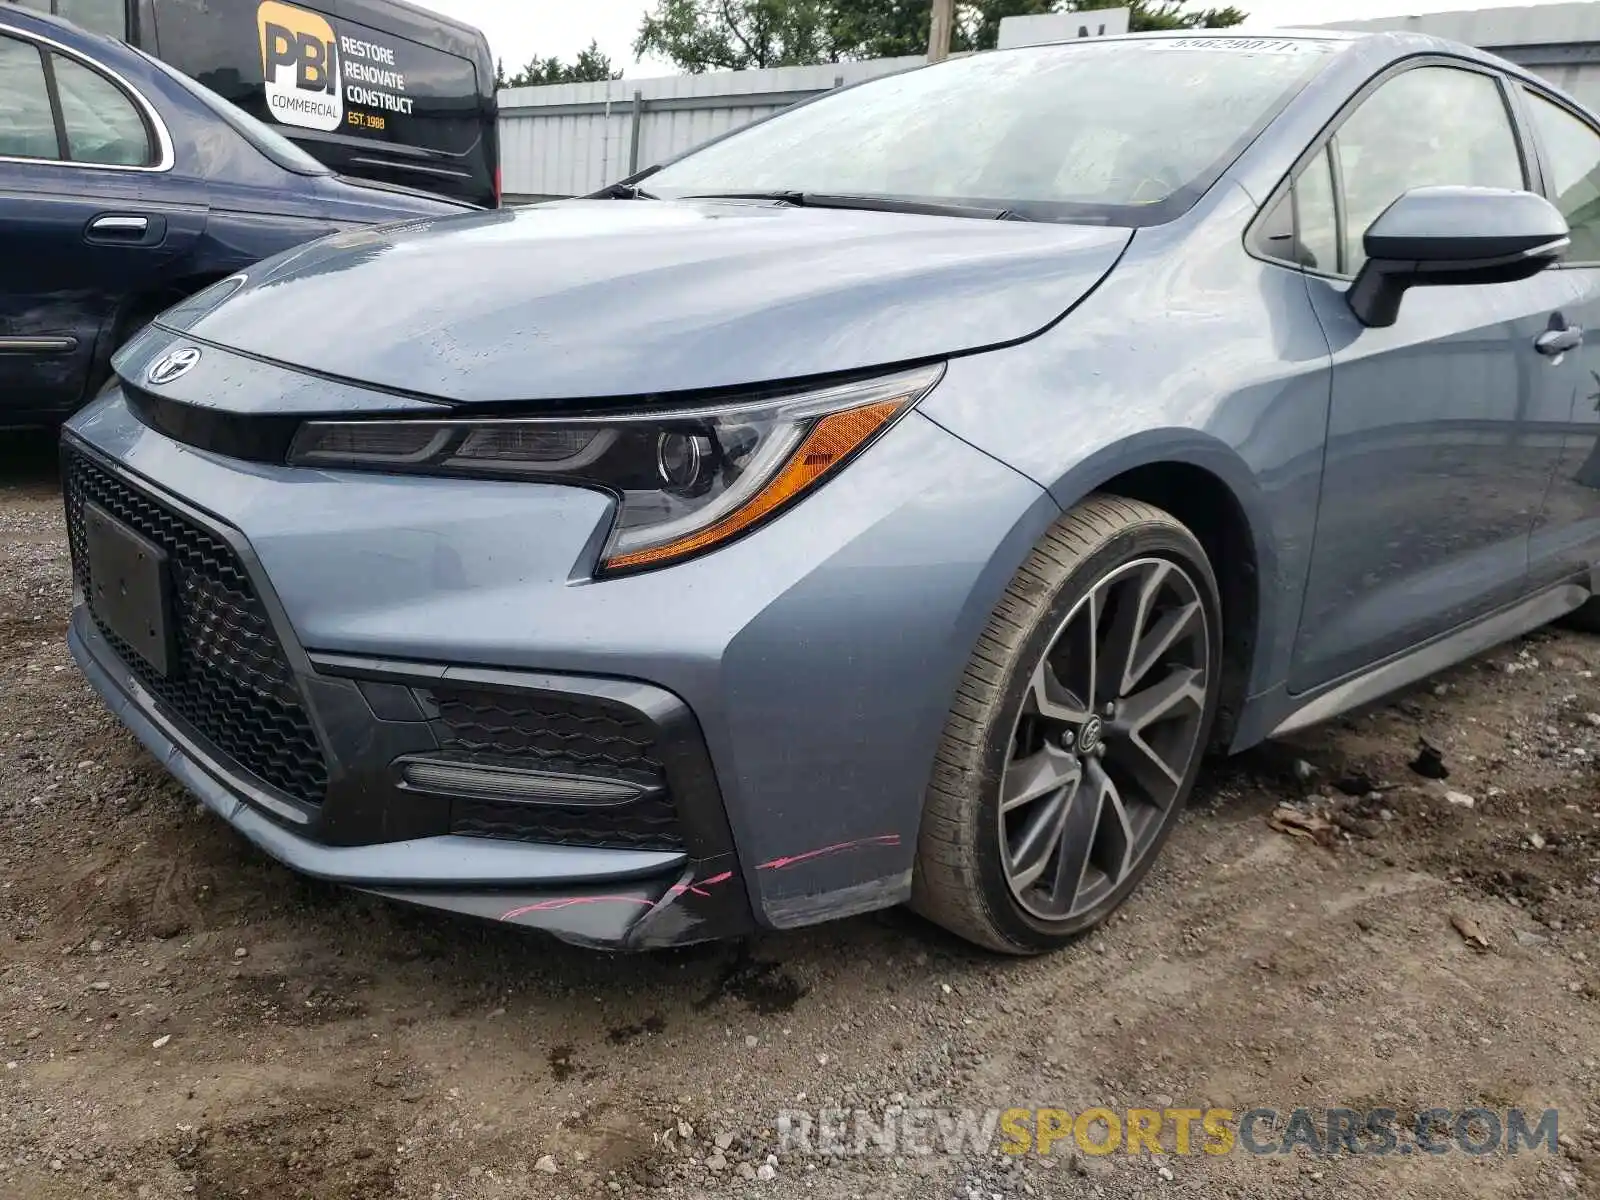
[603,399,903,571]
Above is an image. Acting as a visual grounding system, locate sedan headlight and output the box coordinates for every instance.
[287,364,943,574]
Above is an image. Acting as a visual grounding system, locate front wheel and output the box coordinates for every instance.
[912,496,1223,954]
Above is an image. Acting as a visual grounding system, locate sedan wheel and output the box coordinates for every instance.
[1000,557,1209,921]
[913,496,1223,953]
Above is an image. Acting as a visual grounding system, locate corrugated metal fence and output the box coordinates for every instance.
[498,57,925,202]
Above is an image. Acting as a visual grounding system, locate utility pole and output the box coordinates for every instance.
[927,0,955,63]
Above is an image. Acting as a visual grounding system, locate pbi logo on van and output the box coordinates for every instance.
[258,1,342,131]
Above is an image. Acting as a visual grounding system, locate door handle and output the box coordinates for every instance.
[90,215,148,235]
[84,213,165,246]
[1536,325,1584,357]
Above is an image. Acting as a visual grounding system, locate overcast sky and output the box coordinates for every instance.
[424,0,1564,80]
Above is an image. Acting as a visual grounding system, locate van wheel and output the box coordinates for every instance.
[912,496,1223,954]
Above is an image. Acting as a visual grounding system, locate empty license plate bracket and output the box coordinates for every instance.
[83,501,175,677]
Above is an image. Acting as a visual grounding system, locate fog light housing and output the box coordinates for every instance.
[397,757,646,807]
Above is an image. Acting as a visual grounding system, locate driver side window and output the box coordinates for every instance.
[1335,66,1524,273]
[1260,64,1526,277]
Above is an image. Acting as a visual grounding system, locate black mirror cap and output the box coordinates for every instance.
[1348,186,1570,328]
[1365,186,1569,262]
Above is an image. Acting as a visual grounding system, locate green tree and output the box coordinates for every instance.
[637,0,1244,71]
[634,0,837,72]
[825,0,931,59]
[500,39,624,88]
[1097,0,1247,32]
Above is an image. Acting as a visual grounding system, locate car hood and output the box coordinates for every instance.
[165,199,1131,405]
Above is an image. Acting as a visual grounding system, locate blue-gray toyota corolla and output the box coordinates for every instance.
[62,30,1600,952]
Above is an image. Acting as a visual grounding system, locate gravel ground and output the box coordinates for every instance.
[2,430,1598,1199]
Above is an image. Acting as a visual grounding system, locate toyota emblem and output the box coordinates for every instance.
[147,346,202,385]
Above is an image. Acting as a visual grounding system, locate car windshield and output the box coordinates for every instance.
[647,36,1337,225]
[132,48,333,176]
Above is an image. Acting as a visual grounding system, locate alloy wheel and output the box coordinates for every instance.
[998,556,1211,921]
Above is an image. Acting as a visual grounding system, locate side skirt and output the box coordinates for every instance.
[1269,581,1590,738]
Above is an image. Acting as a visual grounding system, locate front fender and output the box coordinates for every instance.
[917,208,1333,711]
[1042,426,1279,599]
[928,406,1297,712]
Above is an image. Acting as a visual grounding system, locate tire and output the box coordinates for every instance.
[912,495,1224,954]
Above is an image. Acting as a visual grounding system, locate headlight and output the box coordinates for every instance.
[287,364,943,574]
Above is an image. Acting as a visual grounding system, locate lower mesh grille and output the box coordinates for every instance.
[63,446,328,806]
[423,686,683,851]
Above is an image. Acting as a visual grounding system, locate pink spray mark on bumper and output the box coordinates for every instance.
[756,834,901,871]
[498,894,657,921]
[497,834,902,922]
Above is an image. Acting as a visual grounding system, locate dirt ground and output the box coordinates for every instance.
[2,429,1597,1200]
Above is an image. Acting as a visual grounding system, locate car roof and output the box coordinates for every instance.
[999,25,1522,63]
[365,0,484,43]
[994,27,1562,101]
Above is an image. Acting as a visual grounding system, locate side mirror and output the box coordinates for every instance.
[1347,186,1570,328]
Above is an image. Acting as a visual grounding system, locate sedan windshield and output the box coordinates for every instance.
[647,37,1337,225]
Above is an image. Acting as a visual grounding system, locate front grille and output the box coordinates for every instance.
[63,447,328,806]
[424,686,683,851]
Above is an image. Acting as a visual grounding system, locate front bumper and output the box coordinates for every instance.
[63,380,1055,944]
[69,605,753,948]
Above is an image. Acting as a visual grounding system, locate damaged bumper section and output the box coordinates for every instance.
[70,610,753,947]
[63,437,751,948]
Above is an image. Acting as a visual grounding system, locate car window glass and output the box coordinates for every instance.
[1253,189,1295,262]
[55,0,128,38]
[1336,67,1523,273]
[1296,146,1339,273]
[10,0,126,37]
[1523,88,1600,263]
[647,39,1337,225]
[51,53,152,166]
[0,36,60,160]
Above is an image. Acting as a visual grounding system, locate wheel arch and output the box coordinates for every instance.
[1034,429,1279,751]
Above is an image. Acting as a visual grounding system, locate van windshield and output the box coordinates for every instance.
[648,37,1337,225]
[133,47,334,176]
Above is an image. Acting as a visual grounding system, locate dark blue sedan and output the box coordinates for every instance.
[0,6,465,427]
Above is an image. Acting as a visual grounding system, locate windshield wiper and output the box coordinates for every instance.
[589,166,664,200]
[592,181,662,200]
[682,191,1027,221]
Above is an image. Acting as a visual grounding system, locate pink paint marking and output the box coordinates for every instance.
[757,833,900,871]
[669,869,735,899]
[498,835,898,922]
[498,895,656,921]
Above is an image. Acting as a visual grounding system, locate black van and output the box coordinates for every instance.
[10,0,498,207]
